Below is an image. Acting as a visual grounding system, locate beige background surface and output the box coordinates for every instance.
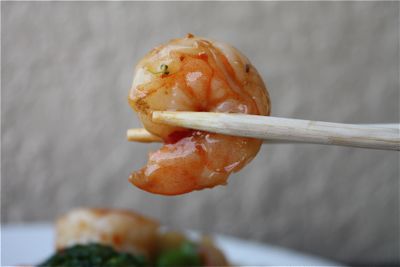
[2,1,399,265]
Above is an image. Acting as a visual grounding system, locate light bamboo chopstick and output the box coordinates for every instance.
[127,124,399,147]
[127,128,162,143]
[133,111,398,151]
[127,128,299,144]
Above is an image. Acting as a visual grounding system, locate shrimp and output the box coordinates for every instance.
[56,208,160,257]
[129,34,271,195]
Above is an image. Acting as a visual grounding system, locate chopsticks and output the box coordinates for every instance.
[127,111,399,151]
[127,128,296,144]
[127,128,163,143]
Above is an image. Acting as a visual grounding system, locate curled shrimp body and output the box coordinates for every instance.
[56,208,160,257]
[129,35,271,195]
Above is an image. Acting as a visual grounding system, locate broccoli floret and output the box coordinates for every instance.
[156,241,202,267]
[38,243,147,267]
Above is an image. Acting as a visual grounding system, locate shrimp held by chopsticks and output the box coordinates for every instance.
[128,34,271,195]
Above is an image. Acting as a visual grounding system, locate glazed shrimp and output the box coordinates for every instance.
[129,34,271,195]
[56,208,160,257]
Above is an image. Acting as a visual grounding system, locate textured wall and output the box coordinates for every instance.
[2,2,399,265]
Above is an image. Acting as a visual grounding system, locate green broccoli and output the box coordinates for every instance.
[38,243,147,267]
[156,241,202,267]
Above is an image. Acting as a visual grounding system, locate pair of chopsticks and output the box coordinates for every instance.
[127,111,399,151]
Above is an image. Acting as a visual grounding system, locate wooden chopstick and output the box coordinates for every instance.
[134,111,399,151]
[127,116,399,150]
[127,128,162,143]
[127,128,299,144]
[127,124,399,147]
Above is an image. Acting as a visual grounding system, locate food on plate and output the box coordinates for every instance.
[128,34,271,195]
[38,208,229,267]
[38,244,147,267]
[55,208,159,257]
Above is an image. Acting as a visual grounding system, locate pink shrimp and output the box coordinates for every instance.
[56,208,160,257]
[128,34,271,195]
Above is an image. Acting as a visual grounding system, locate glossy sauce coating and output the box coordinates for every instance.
[129,35,270,195]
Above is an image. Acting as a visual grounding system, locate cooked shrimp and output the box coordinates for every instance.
[55,208,160,257]
[129,34,271,195]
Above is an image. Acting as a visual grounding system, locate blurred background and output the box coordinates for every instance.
[2,1,399,265]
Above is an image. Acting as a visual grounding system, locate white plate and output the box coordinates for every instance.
[1,224,343,266]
